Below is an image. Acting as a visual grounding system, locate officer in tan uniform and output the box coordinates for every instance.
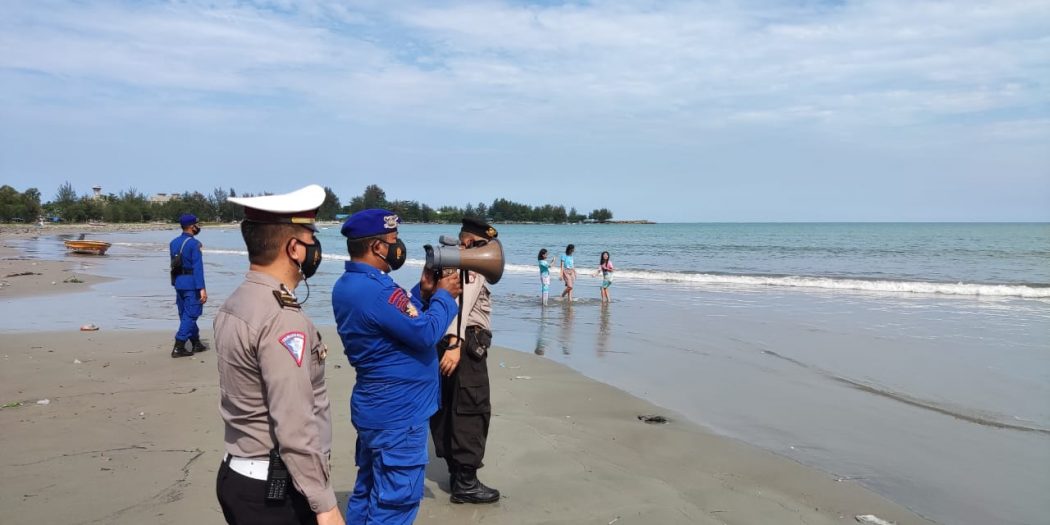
[214,184,344,525]
[430,218,500,504]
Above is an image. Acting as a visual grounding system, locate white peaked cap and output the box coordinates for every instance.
[228,184,326,213]
[228,184,326,228]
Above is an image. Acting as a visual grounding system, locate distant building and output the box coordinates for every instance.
[92,185,103,200]
[150,193,179,204]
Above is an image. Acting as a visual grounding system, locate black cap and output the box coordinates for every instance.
[461,217,498,240]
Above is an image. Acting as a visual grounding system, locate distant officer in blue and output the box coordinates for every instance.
[170,213,208,358]
[332,209,462,525]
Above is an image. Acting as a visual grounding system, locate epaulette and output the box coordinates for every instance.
[273,285,301,309]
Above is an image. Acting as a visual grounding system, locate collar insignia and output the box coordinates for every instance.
[273,285,300,309]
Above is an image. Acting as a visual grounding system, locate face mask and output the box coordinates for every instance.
[298,236,323,279]
[190,225,201,236]
[378,238,407,271]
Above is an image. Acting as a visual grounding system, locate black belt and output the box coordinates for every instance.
[179,268,195,275]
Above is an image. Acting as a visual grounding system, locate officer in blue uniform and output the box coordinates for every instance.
[332,209,462,525]
[170,213,208,358]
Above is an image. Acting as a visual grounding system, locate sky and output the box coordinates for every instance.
[1,0,1048,222]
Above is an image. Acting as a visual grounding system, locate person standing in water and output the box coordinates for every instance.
[538,248,551,306]
[597,251,614,304]
[558,244,576,302]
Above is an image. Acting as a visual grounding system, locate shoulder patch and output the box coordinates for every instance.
[388,288,419,317]
[278,331,307,367]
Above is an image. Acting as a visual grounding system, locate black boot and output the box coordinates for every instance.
[189,337,209,352]
[171,340,194,358]
[450,466,500,504]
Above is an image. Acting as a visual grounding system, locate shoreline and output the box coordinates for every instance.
[0,226,938,524]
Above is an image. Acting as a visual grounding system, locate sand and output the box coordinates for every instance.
[0,235,938,525]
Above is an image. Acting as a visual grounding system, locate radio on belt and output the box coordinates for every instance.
[265,448,290,501]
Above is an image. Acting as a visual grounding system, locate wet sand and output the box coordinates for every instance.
[0,230,937,524]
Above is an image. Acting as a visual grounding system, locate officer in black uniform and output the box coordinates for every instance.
[430,218,501,504]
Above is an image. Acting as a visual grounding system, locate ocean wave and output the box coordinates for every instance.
[200,250,1049,299]
[500,263,1049,298]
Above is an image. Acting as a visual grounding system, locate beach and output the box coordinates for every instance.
[0,226,940,524]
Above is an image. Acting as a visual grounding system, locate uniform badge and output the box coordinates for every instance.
[273,285,300,309]
[388,288,419,318]
[383,215,399,229]
[279,331,307,367]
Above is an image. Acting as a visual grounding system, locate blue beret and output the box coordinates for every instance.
[341,209,400,239]
[179,213,199,228]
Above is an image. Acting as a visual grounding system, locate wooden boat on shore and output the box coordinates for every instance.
[64,239,111,255]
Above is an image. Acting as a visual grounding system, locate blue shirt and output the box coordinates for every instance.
[169,233,205,291]
[559,254,574,269]
[332,261,458,430]
[539,259,550,276]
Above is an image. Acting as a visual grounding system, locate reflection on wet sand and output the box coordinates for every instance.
[597,303,611,356]
[559,301,574,355]
[534,307,548,356]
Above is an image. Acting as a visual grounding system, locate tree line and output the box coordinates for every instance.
[0,183,614,224]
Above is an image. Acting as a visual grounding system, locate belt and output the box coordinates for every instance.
[224,453,269,481]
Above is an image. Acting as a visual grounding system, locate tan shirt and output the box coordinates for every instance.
[446,271,492,338]
[213,271,336,513]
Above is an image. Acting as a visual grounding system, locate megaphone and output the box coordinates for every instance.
[424,238,505,284]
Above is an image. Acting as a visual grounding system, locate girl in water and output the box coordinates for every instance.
[538,248,551,306]
[597,251,614,303]
[559,244,576,302]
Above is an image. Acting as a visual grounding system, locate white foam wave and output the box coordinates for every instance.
[619,270,1048,298]
[503,263,1048,298]
[201,252,1048,299]
[111,242,164,248]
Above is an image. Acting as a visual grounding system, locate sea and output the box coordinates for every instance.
[5,222,1049,525]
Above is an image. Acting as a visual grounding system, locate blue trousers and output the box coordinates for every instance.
[347,423,429,525]
[175,289,202,342]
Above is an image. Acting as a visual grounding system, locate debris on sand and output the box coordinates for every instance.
[855,515,895,525]
[637,414,669,424]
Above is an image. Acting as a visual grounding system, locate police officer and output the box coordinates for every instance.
[213,185,344,525]
[331,209,462,524]
[429,218,500,504]
[170,213,207,358]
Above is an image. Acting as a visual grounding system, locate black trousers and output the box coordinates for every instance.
[216,457,317,525]
[431,330,492,470]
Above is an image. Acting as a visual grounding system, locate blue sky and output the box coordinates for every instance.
[1,0,1048,222]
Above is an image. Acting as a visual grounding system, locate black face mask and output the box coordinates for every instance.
[190,225,201,236]
[296,236,323,279]
[378,238,407,271]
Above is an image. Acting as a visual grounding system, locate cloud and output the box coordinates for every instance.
[3,0,1046,133]
[1,0,1047,220]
